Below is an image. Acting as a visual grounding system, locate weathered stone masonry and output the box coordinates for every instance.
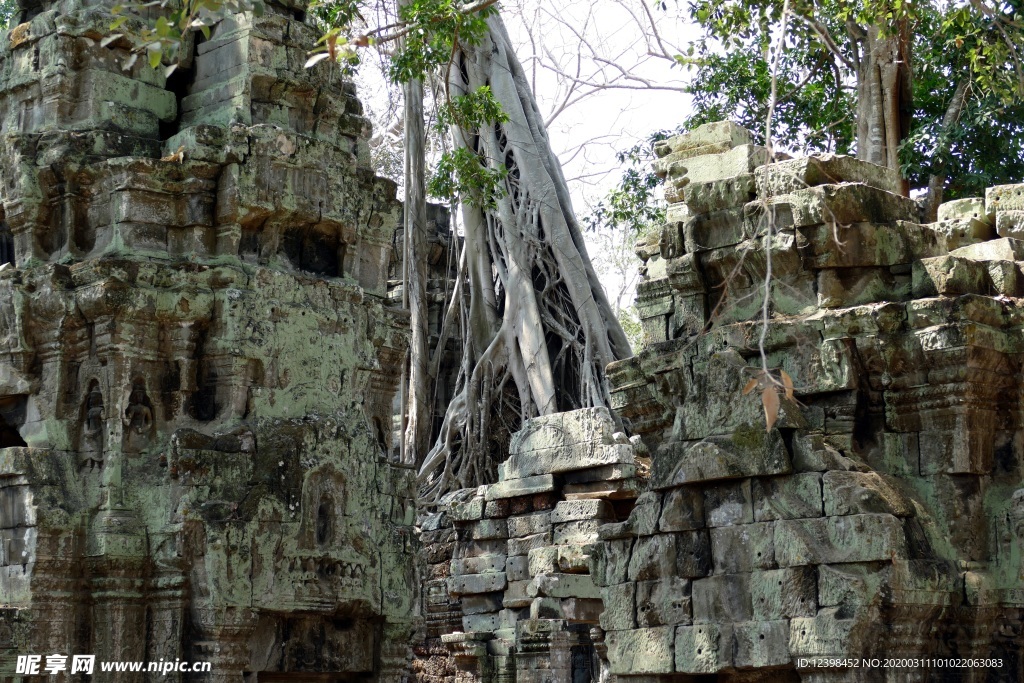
[422,122,1024,683]
[0,0,416,680]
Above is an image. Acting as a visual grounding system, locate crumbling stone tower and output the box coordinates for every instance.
[0,0,416,680]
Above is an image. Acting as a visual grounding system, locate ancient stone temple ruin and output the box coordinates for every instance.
[418,122,1024,683]
[3,0,1024,677]
[0,0,416,679]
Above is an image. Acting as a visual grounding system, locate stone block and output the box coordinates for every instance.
[448,496,485,521]
[461,593,504,615]
[527,546,559,576]
[692,574,752,623]
[663,144,768,190]
[751,567,818,620]
[822,471,914,517]
[528,597,562,619]
[655,121,753,159]
[752,473,823,521]
[986,183,1024,212]
[563,478,642,500]
[683,206,749,253]
[938,197,988,222]
[635,577,692,627]
[506,512,552,538]
[789,608,858,657]
[710,522,776,573]
[550,499,615,524]
[628,531,711,581]
[764,183,919,228]
[447,572,507,596]
[995,210,1024,238]
[502,579,533,609]
[704,479,753,527]
[681,173,756,214]
[502,407,625,478]
[527,573,601,599]
[912,255,990,298]
[508,531,553,556]
[485,474,556,501]
[917,428,992,475]
[590,538,633,587]
[506,555,530,581]
[607,627,676,675]
[456,519,507,541]
[792,433,867,473]
[658,487,705,532]
[817,563,890,608]
[817,267,910,308]
[600,582,637,630]
[756,154,902,195]
[798,221,943,268]
[561,463,637,484]
[653,428,791,489]
[553,519,602,545]
[733,620,791,668]
[675,623,734,674]
[560,597,603,622]
[462,612,501,633]
[774,514,907,566]
[949,236,1024,262]
[933,216,995,250]
[450,555,506,576]
[556,544,594,573]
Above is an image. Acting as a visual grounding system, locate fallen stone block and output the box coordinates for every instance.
[797,221,944,269]
[932,216,995,250]
[655,121,753,160]
[911,255,991,298]
[756,154,902,196]
[774,514,907,566]
[986,183,1024,212]
[763,183,919,228]
[950,236,1024,262]
[607,627,676,675]
[752,472,823,521]
[636,577,692,627]
[938,197,989,223]
[995,210,1024,238]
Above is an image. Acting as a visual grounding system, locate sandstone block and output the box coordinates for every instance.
[561,463,637,484]
[662,144,768,190]
[798,221,943,269]
[550,499,615,523]
[752,473,823,521]
[507,512,552,538]
[527,546,559,576]
[655,121,753,159]
[912,255,990,298]
[683,206,749,253]
[762,183,918,229]
[556,544,594,574]
[508,531,553,556]
[456,519,507,541]
[733,620,791,668]
[675,623,733,674]
[995,210,1024,238]
[658,487,705,532]
[553,519,603,545]
[560,597,603,623]
[933,216,995,249]
[692,574,752,623]
[704,479,753,527]
[448,495,485,521]
[506,555,530,581]
[789,608,858,657]
[653,429,791,489]
[628,531,711,581]
[950,236,1024,261]
[461,593,504,615]
[822,471,914,517]
[485,475,555,501]
[817,563,890,608]
[502,579,533,609]
[450,554,506,576]
[600,582,637,630]
[756,154,901,195]
[710,522,776,573]
[590,538,634,587]
[938,197,988,222]
[986,183,1024,212]
[527,573,601,600]
[681,173,756,214]
[447,572,507,596]
[636,577,692,627]
[607,627,676,675]
[751,567,818,620]
[462,612,501,633]
[817,267,910,309]
[774,514,907,566]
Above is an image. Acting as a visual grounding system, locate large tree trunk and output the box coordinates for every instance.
[417,14,631,500]
[856,21,913,193]
[922,78,971,222]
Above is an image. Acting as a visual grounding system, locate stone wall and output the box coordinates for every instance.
[422,121,1024,683]
[0,0,416,680]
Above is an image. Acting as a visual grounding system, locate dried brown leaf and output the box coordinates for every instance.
[780,369,794,400]
[762,385,780,432]
[742,378,758,395]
